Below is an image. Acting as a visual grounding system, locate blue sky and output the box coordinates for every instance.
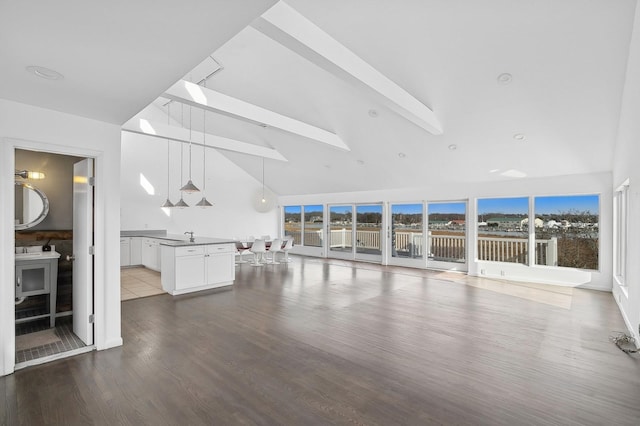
[535,195,599,214]
[356,205,382,214]
[478,195,599,215]
[392,203,422,215]
[428,202,466,215]
[478,197,528,214]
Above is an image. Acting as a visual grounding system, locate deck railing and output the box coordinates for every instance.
[285,229,558,266]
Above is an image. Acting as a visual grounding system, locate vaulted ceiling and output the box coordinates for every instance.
[3,1,637,196]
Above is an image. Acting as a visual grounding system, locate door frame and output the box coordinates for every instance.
[1,139,100,373]
[327,204,354,260]
[387,201,427,268]
[327,203,385,263]
[426,200,469,272]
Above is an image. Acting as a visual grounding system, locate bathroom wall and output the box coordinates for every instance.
[14,149,83,231]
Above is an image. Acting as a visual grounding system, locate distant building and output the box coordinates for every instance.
[521,217,544,228]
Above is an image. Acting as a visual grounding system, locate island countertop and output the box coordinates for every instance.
[158,236,236,247]
[120,231,236,246]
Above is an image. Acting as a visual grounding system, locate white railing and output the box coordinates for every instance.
[286,228,558,266]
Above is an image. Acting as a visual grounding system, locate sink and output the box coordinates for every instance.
[15,251,60,260]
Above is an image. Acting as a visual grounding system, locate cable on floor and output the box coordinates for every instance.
[609,332,639,354]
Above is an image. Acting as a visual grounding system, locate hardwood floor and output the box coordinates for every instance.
[2,257,639,425]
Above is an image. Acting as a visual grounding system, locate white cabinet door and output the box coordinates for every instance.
[141,239,153,268]
[130,237,142,265]
[141,239,161,271]
[205,252,234,285]
[175,255,205,290]
[120,238,131,266]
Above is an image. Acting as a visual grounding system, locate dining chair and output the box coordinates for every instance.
[261,235,271,241]
[249,239,266,266]
[265,238,283,264]
[280,237,293,263]
[234,240,250,265]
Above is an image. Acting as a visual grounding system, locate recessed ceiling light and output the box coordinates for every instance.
[513,133,526,141]
[398,152,406,158]
[368,109,379,118]
[489,169,500,173]
[26,65,64,80]
[448,144,457,151]
[357,159,365,165]
[497,73,512,85]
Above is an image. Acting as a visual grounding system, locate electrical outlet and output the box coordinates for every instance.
[480,269,486,275]
[500,270,505,276]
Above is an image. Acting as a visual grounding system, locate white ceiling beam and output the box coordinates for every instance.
[163,80,349,151]
[252,2,442,135]
[122,118,288,162]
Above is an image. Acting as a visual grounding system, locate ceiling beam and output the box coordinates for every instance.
[252,2,442,135]
[122,118,288,162]
[163,80,349,151]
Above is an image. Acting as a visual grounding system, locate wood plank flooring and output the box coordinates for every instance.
[2,257,639,425]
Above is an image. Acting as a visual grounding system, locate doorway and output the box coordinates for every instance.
[327,203,384,263]
[14,149,95,366]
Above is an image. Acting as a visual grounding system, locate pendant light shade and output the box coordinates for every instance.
[176,111,189,208]
[161,103,175,208]
[174,197,189,208]
[180,105,200,193]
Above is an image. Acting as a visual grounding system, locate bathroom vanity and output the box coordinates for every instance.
[160,238,236,296]
[15,250,60,328]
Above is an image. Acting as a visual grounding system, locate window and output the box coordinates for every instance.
[284,205,302,245]
[428,202,466,263]
[534,195,599,270]
[614,182,629,284]
[303,205,323,247]
[477,197,528,264]
[391,203,424,259]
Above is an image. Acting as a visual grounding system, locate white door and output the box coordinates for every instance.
[72,158,94,345]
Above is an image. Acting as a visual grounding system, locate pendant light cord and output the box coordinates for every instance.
[262,157,265,200]
[202,104,206,192]
[181,104,185,192]
[189,106,193,180]
[167,103,171,197]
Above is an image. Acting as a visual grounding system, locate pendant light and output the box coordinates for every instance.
[161,103,175,208]
[195,97,213,208]
[180,104,200,193]
[174,103,189,208]
[261,157,266,204]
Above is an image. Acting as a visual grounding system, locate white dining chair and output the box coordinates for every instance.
[261,234,271,241]
[280,237,293,263]
[265,238,283,264]
[234,240,250,265]
[249,239,266,266]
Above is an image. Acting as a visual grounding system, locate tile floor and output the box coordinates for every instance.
[121,267,165,301]
[15,316,86,363]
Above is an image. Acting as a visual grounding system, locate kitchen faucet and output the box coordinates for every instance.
[185,231,195,242]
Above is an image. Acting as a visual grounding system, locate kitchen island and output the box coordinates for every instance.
[159,237,236,296]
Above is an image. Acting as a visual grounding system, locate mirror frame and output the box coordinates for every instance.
[15,181,49,230]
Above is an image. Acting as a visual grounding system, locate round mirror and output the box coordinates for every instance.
[15,182,49,230]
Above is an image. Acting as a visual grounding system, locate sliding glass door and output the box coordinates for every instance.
[427,201,467,271]
[355,204,383,262]
[389,203,425,267]
[328,205,353,259]
[328,203,383,262]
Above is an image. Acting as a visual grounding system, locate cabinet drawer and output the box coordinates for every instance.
[206,244,234,254]
[175,245,205,256]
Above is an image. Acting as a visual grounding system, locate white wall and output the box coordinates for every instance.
[611,2,640,344]
[121,131,278,240]
[279,171,612,291]
[0,99,123,376]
